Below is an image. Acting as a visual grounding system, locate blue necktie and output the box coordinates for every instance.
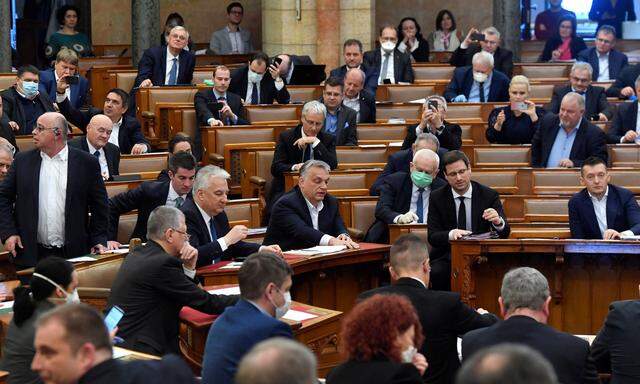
[168,58,178,85]
[218,96,231,125]
[209,218,218,241]
[93,150,100,158]
[416,188,425,223]
[250,83,259,105]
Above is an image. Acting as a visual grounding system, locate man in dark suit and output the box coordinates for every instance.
[201,252,294,384]
[68,114,120,181]
[0,112,109,269]
[342,68,376,124]
[569,156,640,239]
[57,87,150,155]
[607,63,640,98]
[182,165,282,267]
[427,150,510,290]
[444,51,509,103]
[401,96,462,151]
[360,234,498,384]
[321,76,357,146]
[229,52,290,105]
[276,54,326,85]
[107,206,238,355]
[578,26,629,82]
[532,92,608,168]
[449,27,514,77]
[108,152,196,245]
[365,149,446,244]
[39,48,88,109]
[264,160,357,251]
[0,65,55,135]
[268,101,337,209]
[0,98,17,150]
[607,75,640,143]
[589,0,636,39]
[548,62,612,121]
[462,267,599,384]
[364,25,414,84]
[329,39,378,94]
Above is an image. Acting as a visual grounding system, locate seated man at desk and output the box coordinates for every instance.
[532,92,608,168]
[264,160,358,251]
[607,74,640,144]
[401,95,462,151]
[427,150,510,291]
[201,252,294,384]
[569,156,640,240]
[181,165,281,267]
[443,51,510,103]
[365,149,446,244]
[321,76,357,146]
[229,52,290,105]
[68,114,120,181]
[342,68,376,124]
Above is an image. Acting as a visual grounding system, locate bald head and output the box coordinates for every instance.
[86,114,113,150]
[559,92,585,129]
[344,68,365,99]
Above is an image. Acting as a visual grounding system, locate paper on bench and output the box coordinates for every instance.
[219,262,244,269]
[621,233,640,240]
[282,309,318,322]
[247,227,267,235]
[113,347,132,359]
[68,256,98,263]
[284,245,346,256]
[208,286,241,295]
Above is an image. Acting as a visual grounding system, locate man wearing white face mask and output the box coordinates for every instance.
[1,65,55,135]
[444,51,510,103]
[202,252,294,384]
[364,24,414,85]
[229,52,290,105]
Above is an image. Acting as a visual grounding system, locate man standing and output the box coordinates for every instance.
[342,68,376,124]
[450,27,513,77]
[321,77,357,146]
[577,25,628,82]
[68,114,120,181]
[444,51,510,103]
[329,39,378,93]
[209,2,253,55]
[39,48,88,109]
[0,112,109,268]
[534,0,576,40]
[229,52,290,105]
[569,156,640,239]
[364,25,414,84]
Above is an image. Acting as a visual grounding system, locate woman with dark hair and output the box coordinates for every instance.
[539,15,587,62]
[46,5,91,60]
[0,257,77,384]
[396,17,430,62]
[326,294,427,384]
[428,10,462,52]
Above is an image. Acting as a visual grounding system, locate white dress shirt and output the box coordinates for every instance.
[394,184,431,223]
[597,52,610,82]
[589,186,609,237]
[343,96,360,121]
[634,102,640,137]
[245,74,285,103]
[109,118,121,148]
[164,47,180,85]
[226,26,244,53]
[38,145,69,246]
[303,197,332,246]
[449,184,505,240]
[54,70,71,101]
[377,48,396,84]
[165,183,187,207]
[195,200,228,255]
[86,138,109,180]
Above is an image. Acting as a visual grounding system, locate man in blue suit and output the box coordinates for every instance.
[444,51,509,103]
[39,48,88,109]
[201,252,294,384]
[577,25,628,82]
[569,156,640,240]
[329,39,378,94]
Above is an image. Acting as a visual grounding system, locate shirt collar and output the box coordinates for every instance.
[195,200,213,224]
[212,89,227,99]
[407,276,427,288]
[597,50,610,59]
[451,183,473,200]
[40,145,69,161]
[247,299,272,316]
[560,118,582,133]
[85,138,103,155]
[344,94,359,102]
[15,86,36,100]
[380,47,393,56]
[588,185,609,201]
[167,182,185,201]
[304,195,324,212]
[166,46,179,61]
[113,117,123,128]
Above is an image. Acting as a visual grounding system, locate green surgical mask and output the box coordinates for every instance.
[411,170,433,188]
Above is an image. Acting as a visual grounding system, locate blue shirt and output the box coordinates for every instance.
[468,73,492,102]
[546,120,580,167]
[324,110,338,135]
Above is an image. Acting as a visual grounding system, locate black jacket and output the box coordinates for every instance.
[229,65,290,104]
[107,240,238,355]
[608,101,640,143]
[78,356,196,384]
[0,147,108,268]
[360,278,498,384]
[539,36,588,62]
[547,84,613,120]
[324,105,358,146]
[463,315,599,384]
[353,88,376,124]
[577,47,629,81]
[401,121,462,151]
[363,49,414,83]
[0,87,55,135]
[607,63,640,98]
[330,64,379,94]
[133,45,195,87]
[327,358,423,384]
[449,45,513,77]
[443,67,510,103]
[68,136,120,180]
[401,36,430,63]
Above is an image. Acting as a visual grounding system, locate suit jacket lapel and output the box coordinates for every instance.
[399,175,413,212]
[65,149,75,221]
[606,186,619,231]
[335,109,346,141]
[295,187,314,227]
[470,183,482,232]
[31,151,42,217]
[104,146,115,176]
[161,48,168,84]
[393,51,401,81]
[463,69,474,98]
[569,119,587,160]
[489,71,498,100]
[591,50,600,78]
[581,191,601,235]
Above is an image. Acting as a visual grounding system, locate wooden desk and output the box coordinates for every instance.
[113,346,160,361]
[197,243,390,312]
[451,239,640,334]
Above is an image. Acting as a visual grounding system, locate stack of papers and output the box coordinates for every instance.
[282,309,318,322]
[247,227,267,235]
[68,256,98,263]
[208,286,241,296]
[219,261,244,269]
[284,245,346,257]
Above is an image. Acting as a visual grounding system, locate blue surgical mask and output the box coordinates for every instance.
[21,81,39,98]
[248,69,264,84]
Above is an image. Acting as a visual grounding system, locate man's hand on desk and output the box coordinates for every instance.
[180,243,198,270]
[131,143,147,155]
[330,234,360,249]
[260,244,283,257]
[4,235,23,257]
[603,229,622,240]
[224,225,249,245]
[106,241,122,251]
[92,243,108,254]
[449,229,472,241]
[139,79,153,88]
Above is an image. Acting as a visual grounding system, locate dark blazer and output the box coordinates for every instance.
[57,98,149,154]
[531,114,608,168]
[363,49,414,83]
[443,67,510,102]
[133,46,195,87]
[360,278,498,384]
[365,172,446,244]
[38,68,89,109]
[263,186,347,251]
[589,0,636,38]
[108,181,171,241]
[354,88,376,123]
[401,36,430,63]
[0,87,55,135]
[486,105,545,144]
[201,299,293,384]
[77,355,197,384]
[608,101,640,143]
[449,45,514,77]
[68,136,120,180]
[548,84,613,120]
[577,48,629,81]
[107,240,238,355]
[284,54,327,85]
[539,36,588,62]
[607,63,640,98]
[569,184,640,239]
[591,300,640,383]
[269,125,337,203]
[370,149,414,196]
[327,358,423,384]
[180,198,259,267]
[401,121,462,151]
[229,65,290,105]
[0,147,108,268]
[462,315,599,384]
[329,63,379,94]
[324,105,358,146]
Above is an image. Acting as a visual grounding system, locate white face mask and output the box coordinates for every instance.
[271,288,291,319]
[401,346,417,363]
[32,272,80,304]
[381,41,396,53]
[248,69,264,84]
[473,71,488,83]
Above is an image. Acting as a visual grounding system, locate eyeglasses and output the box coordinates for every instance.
[445,168,469,177]
[33,126,56,134]
[171,228,191,241]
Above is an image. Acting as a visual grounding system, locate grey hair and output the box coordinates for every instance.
[301,100,327,120]
[44,112,69,141]
[472,50,494,68]
[0,142,15,157]
[562,91,586,110]
[169,25,190,40]
[345,67,366,83]
[482,26,501,39]
[634,74,640,89]
[235,338,317,384]
[414,132,440,151]
[299,159,330,177]
[193,165,230,193]
[413,148,440,169]
[146,206,184,242]
[571,61,593,77]
[425,95,448,112]
[597,25,617,38]
[500,267,550,313]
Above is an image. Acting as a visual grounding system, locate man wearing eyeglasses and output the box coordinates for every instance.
[68,114,120,181]
[577,25,628,83]
[427,150,510,291]
[449,26,513,78]
[209,2,253,55]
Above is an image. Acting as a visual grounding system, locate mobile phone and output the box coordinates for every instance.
[470,33,486,42]
[511,101,527,111]
[104,305,124,332]
[383,78,392,85]
[427,100,439,111]
[65,75,80,85]
[272,57,283,67]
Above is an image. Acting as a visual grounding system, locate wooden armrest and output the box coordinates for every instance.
[77,287,111,298]
[209,153,224,163]
[348,227,365,242]
[249,176,266,187]
[141,111,155,119]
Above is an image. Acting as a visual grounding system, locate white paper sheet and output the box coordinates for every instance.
[0,301,14,310]
[282,309,318,322]
[113,347,132,359]
[208,286,241,296]
[219,262,244,269]
[284,245,347,256]
[67,256,98,263]
[247,227,267,235]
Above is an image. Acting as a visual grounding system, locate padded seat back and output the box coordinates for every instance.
[328,174,367,190]
[533,170,580,194]
[376,104,421,121]
[115,72,137,93]
[520,65,570,79]
[610,171,640,192]
[215,128,274,155]
[146,88,199,113]
[225,201,258,227]
[117,213,138,244]
[473,147,530,167]
[181,109,198,139]
[446,104,482,120]
[610,146,640,167]
[0,74,15,91]
[77,258,124,289]
[246,106,299,122]
[337,148,388,165]
[386,86,436,103]
[357,125,407,142]
[16,136,35,152]
[256,150,275,193]
[119,153,169,174]
[350,200,377,233]
[530,84,555,99]
[413,66,455,81]
[288,86,321,103]
[471,171,519,194]
[524,199,569,222]
[192,70,212,84]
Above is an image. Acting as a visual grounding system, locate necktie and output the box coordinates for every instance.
[416,188,425,223]
[303,144,312,162]
[457,196,467,230]
[479,82,485,103]
[93,150,100,158]
[218,96,231,125]
[209,218,218,241]
[168,57,178,85]
[381,53,391,83]
[175,196,184,208]
[250,83,259,105]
